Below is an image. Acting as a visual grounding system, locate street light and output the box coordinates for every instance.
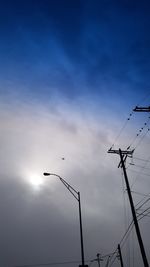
[43,172,88,267]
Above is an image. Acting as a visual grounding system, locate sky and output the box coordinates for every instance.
[0,1,150,267]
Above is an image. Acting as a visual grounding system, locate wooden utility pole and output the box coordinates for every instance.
[96,253,103,267]
[118,244,124,267]
[108,148,149,267]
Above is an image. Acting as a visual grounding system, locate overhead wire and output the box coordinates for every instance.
[132,126,150,151]
[129,163,150,171]
[126,116,150,150]
[126,118,150,191]
[106,248,118,267]
[110,92,150,150]
[136,197,150,211]
[127,153,150,189]
[110,111,133,150]
[131,190,149,197]
[135,192,150,208]
[136,206,150,220]
[117,203,150,259]
[137,211,150,221]
[120,221,134,248]
[119,208,149,253]
[128,168,150,177]
[132,156,150,163]
[136,92,150,106]
[98,202,149,267]
[108,254,118,267]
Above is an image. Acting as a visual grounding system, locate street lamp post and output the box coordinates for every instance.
[43,172,87,267]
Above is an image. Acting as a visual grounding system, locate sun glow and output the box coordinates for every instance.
[28,173,44,189]
[23,169,55,191]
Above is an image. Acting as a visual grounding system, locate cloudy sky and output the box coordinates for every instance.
[0,1,150,267]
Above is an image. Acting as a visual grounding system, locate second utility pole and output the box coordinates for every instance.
[96,253,103,267]
[118,244,124,267]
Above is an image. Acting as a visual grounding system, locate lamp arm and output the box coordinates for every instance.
[50,173,79,201]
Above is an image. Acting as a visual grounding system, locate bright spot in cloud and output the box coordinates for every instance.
[28,173,44,189]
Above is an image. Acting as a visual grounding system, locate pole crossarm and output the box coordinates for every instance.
[108,148,134,168]
[133,106,150,112]
[43,173,79,201]
[108,148,134,156]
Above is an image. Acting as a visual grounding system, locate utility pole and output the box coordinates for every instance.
[133,106,150,112]
[117,244,124,267]
[97,253,103,267]
[108,148,149,267]
[97,253,101,267]
[90,254,103,267]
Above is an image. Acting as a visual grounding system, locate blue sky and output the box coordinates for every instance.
[1,0,150,104]
[0,1,150,267]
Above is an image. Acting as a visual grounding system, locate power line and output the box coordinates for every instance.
[132,157,150,163]
[136,197,150,211]
[135,92,150,106]
[127,154,150,189]
[129,163,150,171]
[120,221,134,248]
[137,206,150,219]
[132,127,150,151]
[127,117,150,150]
[128,168,150,177]
[110,92,150,150]
[135,192,150,208]
[107,249,118,267]
[131,191,149,197]
[102,211,149,267]
[110,111,133,149]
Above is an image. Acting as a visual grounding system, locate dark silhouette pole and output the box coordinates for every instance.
[97,253,102,267]
[119,149,149,267]
[91,253,103,267]
[108,148,149,267]
[118,244,124,267]
[78,191,85,266]
[43,172,86,267]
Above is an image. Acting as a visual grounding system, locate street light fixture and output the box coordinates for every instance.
[43,172,88,267]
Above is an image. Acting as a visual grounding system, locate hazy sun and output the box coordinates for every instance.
[29,173,44,189]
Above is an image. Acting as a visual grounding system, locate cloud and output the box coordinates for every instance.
[0,90,149,267]
[0,93,129,266]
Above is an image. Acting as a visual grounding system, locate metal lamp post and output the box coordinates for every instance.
[43,172,87,267]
